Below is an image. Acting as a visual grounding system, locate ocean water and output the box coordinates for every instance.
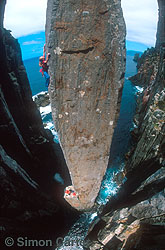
[18,32,45,61]
[24,57,48,95]
[110,50,143,161]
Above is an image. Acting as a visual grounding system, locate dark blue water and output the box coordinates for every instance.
[24,57,48,95]
[109,51,138,164]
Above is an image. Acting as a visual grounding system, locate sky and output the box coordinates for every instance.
[4,0,47,37]
[121,0,158,46]
[4,0,158,60]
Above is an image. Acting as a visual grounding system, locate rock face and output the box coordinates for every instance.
[0,0,6,28]
[84,38,165,250]
[0,0,78,242]
[33,91,50,108]
[156,0,165,49]
[86,190,165,250]
[46,0,126,210]
[126,48,164,173]
[129,48,159,87]
[0,23,71,194]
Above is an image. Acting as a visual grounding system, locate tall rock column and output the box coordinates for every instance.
[46,0,126,210]
[156,0,165,49]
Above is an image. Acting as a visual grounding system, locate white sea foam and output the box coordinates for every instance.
[35,100,59,143]
[97,179,118,205]
[133,122,138,128]
[44,121,59,143]
[40,104,52,119]
[90,212,98,221]
[44,121,54,130]
[96,160,125,205]
[134,85,144,93]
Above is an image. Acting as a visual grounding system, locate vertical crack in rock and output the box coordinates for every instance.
[46,0,126,210]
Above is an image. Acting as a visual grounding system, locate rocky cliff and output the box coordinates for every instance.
[83,20,165,250]
[0,0,78,243]
[46,0,126,210]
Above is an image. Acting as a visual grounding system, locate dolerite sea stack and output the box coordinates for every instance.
[46,0,126,210]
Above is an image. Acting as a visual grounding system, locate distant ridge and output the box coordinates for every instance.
[127,50,143,56]
[126,40,151,52]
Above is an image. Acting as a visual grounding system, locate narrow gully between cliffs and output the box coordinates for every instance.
[39,51,143,250]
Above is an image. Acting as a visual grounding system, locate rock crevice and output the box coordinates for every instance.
[61,46,94,54]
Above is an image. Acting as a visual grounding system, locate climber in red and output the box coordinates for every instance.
[65,190,71,195]
[39,44,50,87]
[65,188,77,197]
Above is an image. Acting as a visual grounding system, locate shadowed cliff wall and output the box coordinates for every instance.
[0,0,78,242]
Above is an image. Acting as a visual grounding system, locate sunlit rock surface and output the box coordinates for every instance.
[46,0,126,210]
